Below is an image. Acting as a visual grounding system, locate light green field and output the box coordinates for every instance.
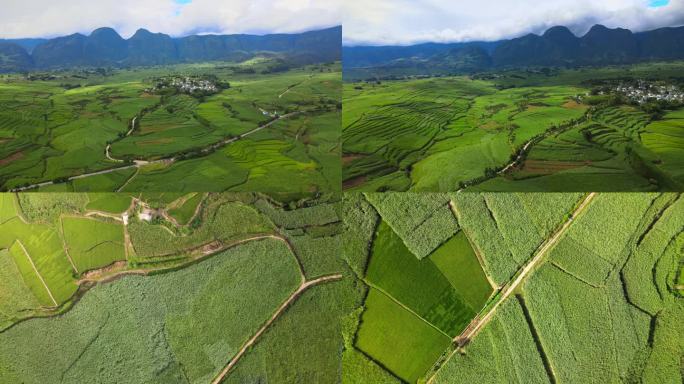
[61,217,125,272]
[429,231,493,310]
[356,288,452,383]
[0,239,302,384]
[85,193,134,213]
[167,193,204,225]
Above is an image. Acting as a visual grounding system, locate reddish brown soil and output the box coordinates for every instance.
[343,175,368,190]
[521,159,590,174]
[562,100,584,110]
[342,154,367,165]
[0,151,24,166]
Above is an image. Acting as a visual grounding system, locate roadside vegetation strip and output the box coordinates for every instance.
[14,240,57,307]
[212,273,343,384]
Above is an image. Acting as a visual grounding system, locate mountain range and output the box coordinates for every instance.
[0,26,341,72]
[343,25,684,75]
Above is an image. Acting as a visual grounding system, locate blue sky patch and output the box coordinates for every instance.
[175,0,192,4]
[648,0,669,7]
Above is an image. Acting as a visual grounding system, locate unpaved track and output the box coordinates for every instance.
[427,193,596,384]
[211,273,343,384]
[498,140,534,175]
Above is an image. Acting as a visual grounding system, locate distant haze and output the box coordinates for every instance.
[343,0,684,46]
[1,0,340,39]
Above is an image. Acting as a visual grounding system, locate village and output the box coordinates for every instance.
[613,80,684,104]
[147,75,226,96]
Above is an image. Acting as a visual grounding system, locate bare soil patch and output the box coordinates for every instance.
[343,175,368,190]
[0,151,24,166]
[521,159,589,174]
[342,153,367,165]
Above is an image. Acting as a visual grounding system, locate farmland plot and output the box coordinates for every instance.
[344,192,683,383]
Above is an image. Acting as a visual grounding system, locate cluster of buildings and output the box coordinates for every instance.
[148,76,218,94]
[614,80,684,104]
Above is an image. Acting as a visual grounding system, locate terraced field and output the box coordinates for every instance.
[342,192,684,383]
[344,68,684,192]
[0,60,341,194]
[0,192,346,383]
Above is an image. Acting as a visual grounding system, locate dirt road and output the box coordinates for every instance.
[211,273,343,384]
[427,193,596,384]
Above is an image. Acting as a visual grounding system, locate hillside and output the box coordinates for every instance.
[0,26,341,72]
[343,24,684,77]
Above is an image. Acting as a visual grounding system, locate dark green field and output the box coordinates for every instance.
[343,63,684,192]
[0,59,341,194]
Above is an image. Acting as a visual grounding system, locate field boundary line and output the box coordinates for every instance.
[58,217,80,275]
[364,280,452,339]
[15,239,58,307]
[211,273,343,384]
[116,167,139,192]
[448,200,499,290]
[427,192,596,384]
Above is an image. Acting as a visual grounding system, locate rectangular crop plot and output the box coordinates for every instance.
[429,231,493,310]
[85,193,133,214]
[0,248,42,325]
[365,221,479,336]
[356,288,451,383]
[0,217,77,305]
[61,217,125,273]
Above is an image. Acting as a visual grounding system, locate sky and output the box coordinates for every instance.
[344,0,684,46]
[0,0,340,39]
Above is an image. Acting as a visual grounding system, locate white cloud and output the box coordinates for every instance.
[343,0,684,46]
[0,0,341,39]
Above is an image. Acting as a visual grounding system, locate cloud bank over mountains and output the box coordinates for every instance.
[343,0,684,46]
[1,0,340,39]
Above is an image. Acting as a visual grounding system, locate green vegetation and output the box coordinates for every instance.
[0,192,346,383]
[429,232,493,309]
[356,289,452,383]
[85,193,133,213]
[365,221,483,336]
[344,64,684,191]
[0,239,301,384]
[365,193,458,258]
[61,217,125,272]
[344,192,684,383]
[0,61,341,194]
[167,193,204,225]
